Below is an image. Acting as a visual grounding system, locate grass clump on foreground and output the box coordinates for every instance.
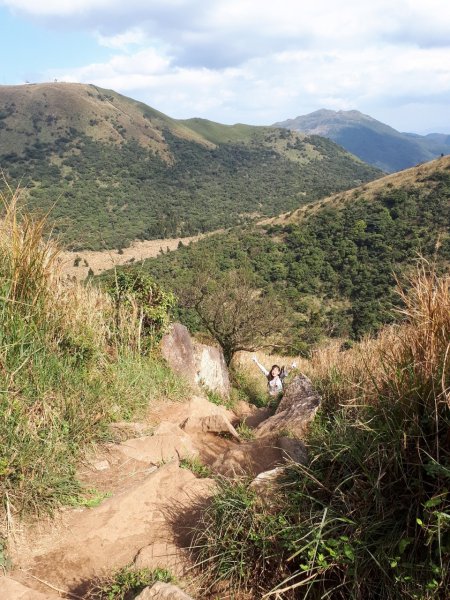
[192,264,450,599]
[0,184,187,524]
[87,565,175,599]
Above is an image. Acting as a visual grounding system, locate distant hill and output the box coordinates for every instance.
[0,83,380,250]
[274,109,450,173]
[121,155,450,350]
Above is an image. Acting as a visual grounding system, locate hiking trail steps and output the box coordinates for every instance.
[2,376,319,599]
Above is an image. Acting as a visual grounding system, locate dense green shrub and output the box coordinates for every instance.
[1,129,379,249]
[105,270,175,351]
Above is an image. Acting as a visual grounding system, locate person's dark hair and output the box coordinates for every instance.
[268,364,281,381]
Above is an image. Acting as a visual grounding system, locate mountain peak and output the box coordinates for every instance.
[274,109,450,172]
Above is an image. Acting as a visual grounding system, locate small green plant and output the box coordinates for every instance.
[191,477,283,593]
[88,565,174,599]
[67,488,112,509]
[236,421,255,441]
[204,386,235,410]
[180,456,213,478]
[0,538,10,572]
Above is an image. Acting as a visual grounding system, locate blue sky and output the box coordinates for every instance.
[1,0,449,133]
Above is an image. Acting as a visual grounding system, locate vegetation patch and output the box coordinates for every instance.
[235,422,255,441]
[0,84,380,250]
[86,565,175,599]
[0,184,188,523]
[128,167,450,350]
[191,266,450,599]
[179,456,213,479]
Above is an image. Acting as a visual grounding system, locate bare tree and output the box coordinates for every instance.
[182,270,291,365]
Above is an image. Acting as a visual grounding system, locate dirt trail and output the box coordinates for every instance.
[60,231,222,281]
[4,395,283,599]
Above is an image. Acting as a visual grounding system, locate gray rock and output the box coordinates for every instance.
[193,341,230,397]
[161,323,230,397]
[160,323,197,384]
[278,436,308,464]
[249,466,285,491]
[90,459,110,471]
[256,374,321,439]
[135,581,194,599]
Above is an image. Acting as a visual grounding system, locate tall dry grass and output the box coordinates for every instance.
[193,263,450,599]
[0,184,187,521]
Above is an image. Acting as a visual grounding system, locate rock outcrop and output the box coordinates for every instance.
[256,374,321,439]
[212,439,282,476]
[11,462,214,593]
[160,323,197,385]
[161,323,230,396]
[193,341,230,397]
[180,395,239,440]
[278,436,308,464]
[114,422,198,463]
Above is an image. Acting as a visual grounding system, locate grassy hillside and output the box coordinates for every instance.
[0,83,380,250]
[117,156,450,351]
[274,109,450,173]
[193,266,450,598]
[0,184,187,518]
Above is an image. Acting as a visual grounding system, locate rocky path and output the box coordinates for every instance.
[1,377,319,599]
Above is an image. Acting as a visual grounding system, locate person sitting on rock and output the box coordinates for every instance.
[252,356,296,397]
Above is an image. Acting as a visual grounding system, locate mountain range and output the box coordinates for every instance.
[274,109,450,173]
[0,83,380,250]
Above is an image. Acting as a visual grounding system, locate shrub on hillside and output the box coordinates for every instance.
[105,270,175,352]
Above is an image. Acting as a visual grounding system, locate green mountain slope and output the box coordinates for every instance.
[274,109,450,173]
[0,83,380,250]
[120,155,450,351]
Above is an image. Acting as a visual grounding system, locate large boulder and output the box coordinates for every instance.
[160,323,230,397]
[193,341,230,397]
[160,323,197,384]
[256,374,321,439]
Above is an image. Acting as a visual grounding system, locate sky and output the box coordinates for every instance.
[0,0,449,134]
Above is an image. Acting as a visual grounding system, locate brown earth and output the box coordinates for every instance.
[60,234,207,280]
[3,369,318,599]
[3,395,277,599]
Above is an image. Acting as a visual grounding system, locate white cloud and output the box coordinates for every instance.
[1,0,113,16]
[95,27,147,50]
[3,0,450,130]
[50,41,450,128]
